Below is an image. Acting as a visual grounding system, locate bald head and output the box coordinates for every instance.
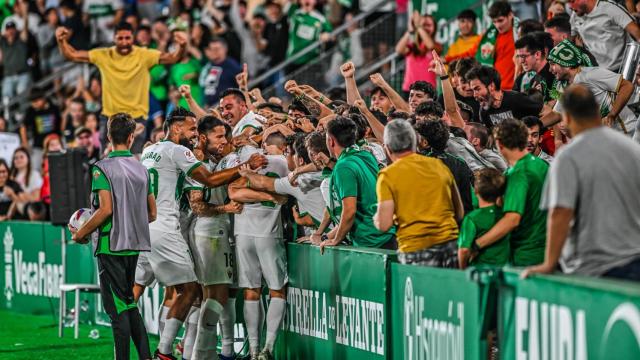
[560,84,600,125]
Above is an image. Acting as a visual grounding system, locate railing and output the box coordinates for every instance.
[248,0,398,92]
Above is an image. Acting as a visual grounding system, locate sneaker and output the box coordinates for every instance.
[257,349,274,360]
[154,349,177,360]
[218,354,236,360]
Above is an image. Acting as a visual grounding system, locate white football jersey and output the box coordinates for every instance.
[141,141,202,230]
[234,148,289,237]
[232,111,264,137]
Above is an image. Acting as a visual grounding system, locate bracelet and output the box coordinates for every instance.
[440,75,450,80]
[321,234,329,242]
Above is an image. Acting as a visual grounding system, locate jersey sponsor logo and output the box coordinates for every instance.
[93,170,101,180]
[185,150,196,163]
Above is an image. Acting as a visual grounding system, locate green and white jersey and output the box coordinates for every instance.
[141,140,202,232]
[232,111,265,137]
[234,147,290,237]
[287,9,332,65]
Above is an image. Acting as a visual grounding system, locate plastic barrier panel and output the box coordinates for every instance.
[499,269,640,360]
[277,243,396,359]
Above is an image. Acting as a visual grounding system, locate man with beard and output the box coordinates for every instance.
[466,65,543,130]
[522,116,553,163]
[141,107,267,359]
[544,39,638,141]
[219,88,266,137]
[56,21,187,154]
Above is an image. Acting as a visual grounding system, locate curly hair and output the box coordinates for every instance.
[493,118,528,150]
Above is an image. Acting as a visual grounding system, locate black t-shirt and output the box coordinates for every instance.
[265,17,289,66]
[480,91,543,129]
[62,13,91,50]
[514,63,557,102]
[423,149,475,215]
[0,180,23,216]
[23,102,62,149]
[437,90,481,123]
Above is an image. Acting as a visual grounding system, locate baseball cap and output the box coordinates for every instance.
[74,127,92,138]
[5,20,17,29]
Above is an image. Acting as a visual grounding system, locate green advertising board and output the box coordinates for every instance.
[1,222,97,321]
[390,263,495,360]
[278,243,395,359]
[499,269,640,360]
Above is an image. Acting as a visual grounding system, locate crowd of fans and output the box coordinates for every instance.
[2,0,640,283]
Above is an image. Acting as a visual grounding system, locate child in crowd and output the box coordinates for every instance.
[458,168,510,269]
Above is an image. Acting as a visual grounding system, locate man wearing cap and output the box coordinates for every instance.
[56,21,187,155]
[0,1,30,125]
[75,127,100,164]
[542,39,638,142]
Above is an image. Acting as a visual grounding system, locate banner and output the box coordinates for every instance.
[499,269,640,360]
[390,263,494,360]
[277,243,395,359]
[1,222,96,322]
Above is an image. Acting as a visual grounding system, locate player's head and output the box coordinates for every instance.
[263,131,287,155]
[220,88,248,127]
[292,133,311,167]
[197,115,228,156]
[326,116,357,157]
[107,113,136,148]
[114,22,135,56]
[474,168,506,204]
[166,106,198,149]
[305,131,331,169]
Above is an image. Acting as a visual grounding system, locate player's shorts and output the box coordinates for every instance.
[134,251,156,287]
[149,227,198,287]
[191,218,236,286]
[235,234,288,290]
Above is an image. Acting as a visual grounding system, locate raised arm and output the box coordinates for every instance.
[353,99,385,141]
[56,27,89,63]
[369,73,411,113]
[431,51,465,128]
[179,84,207,119]
[159,31,187,65]
[190,154,268,188]
[285,80,334,118]
[340,61,363,105]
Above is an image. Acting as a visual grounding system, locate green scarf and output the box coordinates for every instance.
[476,17,519,66]
[547,39,594,100]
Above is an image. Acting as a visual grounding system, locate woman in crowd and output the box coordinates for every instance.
[0,159,23,221]
[10,147,43,218]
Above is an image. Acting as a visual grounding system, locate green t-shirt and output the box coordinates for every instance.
[92,150,152,256]
[458,205,510,266]
[330,146,395,248]
[170,57,203,109]
[503,153,549,266]
[150,64,169,102]
[287,8,332,65]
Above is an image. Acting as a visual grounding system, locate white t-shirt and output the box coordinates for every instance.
[232,111,264,137]
[570,1,634,71]
[274,177,325,226]
[16,170,43,194]
[554,67,637,135]
[234,150,289,237]
[141,140,202,230]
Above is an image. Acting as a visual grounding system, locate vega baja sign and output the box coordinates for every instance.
[3,227,63,308]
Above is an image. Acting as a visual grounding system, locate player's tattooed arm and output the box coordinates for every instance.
[189,190,228,217]
[228,178,280,203]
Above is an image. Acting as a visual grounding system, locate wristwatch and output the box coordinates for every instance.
[472,239,481,252]
[321,234,329,242]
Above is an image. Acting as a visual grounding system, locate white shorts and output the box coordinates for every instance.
[149,227,198,287]
[235,234,288,290]
[191,218,236,286]
[134,251,156,287]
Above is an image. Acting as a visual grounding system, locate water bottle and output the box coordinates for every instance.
[89,329,100,339]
